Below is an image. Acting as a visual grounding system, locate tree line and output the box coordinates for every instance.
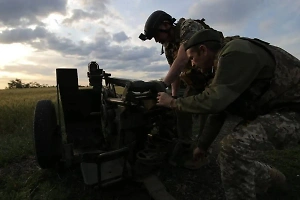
[6,78,185,89]
[6,79,55,89]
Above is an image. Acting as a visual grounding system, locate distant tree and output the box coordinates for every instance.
[7,79,85,89]
[28,82,41,88]
[7,79,54,89]
[7,79,24,89]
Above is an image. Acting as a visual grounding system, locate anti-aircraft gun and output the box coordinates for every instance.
[33,61,177,187]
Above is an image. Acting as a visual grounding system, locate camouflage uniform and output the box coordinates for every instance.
[163,18,206,142]
[176,38,300,199]
[164,18,205,69]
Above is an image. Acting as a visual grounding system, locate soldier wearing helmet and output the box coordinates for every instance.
[139,10,216,94]
[140,10,222,168]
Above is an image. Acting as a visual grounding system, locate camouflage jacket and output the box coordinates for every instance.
[176,38,300,119]
[163,18,205,70]
[163,18,208,91]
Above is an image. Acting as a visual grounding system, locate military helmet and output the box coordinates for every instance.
[139,10,176,41]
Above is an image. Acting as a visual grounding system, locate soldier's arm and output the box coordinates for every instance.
[197,112,227,151]
[174,50,264,113]
[164,19,204,85]
[171,77,180,96]
[164,44,188,85]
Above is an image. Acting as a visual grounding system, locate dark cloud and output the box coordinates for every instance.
[94,45,158,61]
[44,35,90,56]
[0,0,66,26]
[0,26,165,73]
[75,58,168,83]
[3,64,56,76]
[189,0,263,30]
[0,27,47,44]
[0,0,166,82]
[63,9,107,24]
[112,31,130,43]
[63,0,113,24]
[81,0,110,12]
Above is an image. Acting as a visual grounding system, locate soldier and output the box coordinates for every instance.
[139,11,222,168]
[157,29,300,199]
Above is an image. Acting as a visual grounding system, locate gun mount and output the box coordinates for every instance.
[33,61,177,189]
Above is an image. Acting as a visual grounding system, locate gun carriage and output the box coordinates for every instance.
[33,61,177,187]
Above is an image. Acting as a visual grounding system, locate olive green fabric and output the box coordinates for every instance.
[176,39,275,114]
[184,29,222,51]
[197,112,227,150]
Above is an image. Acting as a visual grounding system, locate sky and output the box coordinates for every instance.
[0,0,299,89]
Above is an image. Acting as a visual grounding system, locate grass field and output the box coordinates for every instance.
[0,87,300,200]
[0,88,57,167]
[0,87,112,200]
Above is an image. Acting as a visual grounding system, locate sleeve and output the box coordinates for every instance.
[197,112,227,151]
[180,19,205,44]
[176,51,264,113]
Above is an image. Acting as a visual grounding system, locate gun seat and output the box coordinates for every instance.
[56,68,102,148]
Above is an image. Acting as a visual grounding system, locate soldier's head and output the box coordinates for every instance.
[184,29,222,71]
[139,10,176,44]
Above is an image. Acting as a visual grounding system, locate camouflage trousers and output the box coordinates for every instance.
[176,111,207,142]
[176,87,207,143]
[218,110,300,200]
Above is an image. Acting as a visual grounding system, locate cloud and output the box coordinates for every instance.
[80,0,110,11]
[0,27,48,44]
[62,0,119,25]
[0,49,168,90]
[0,25,165,73]
[112,31,130,43]
[259,20,275,35]
[0,0,66,26]
[3,64,56,76]
[188,0,263,33]
[63,9,107,24]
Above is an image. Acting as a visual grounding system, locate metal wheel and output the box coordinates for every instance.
[33,100,62,169]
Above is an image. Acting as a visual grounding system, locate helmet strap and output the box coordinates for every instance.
[157,28,172,55]
[160,45,164,55]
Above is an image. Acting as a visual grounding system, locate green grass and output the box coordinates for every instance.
[0,88,57,167]
[0,88,104,200]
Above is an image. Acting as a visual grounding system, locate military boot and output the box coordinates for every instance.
[268,167,288,192]
[168,141,210,169]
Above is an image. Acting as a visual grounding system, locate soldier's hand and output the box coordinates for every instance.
[193,147,206,161]
[156,92,173,107]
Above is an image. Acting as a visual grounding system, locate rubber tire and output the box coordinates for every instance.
[33,100,62,169]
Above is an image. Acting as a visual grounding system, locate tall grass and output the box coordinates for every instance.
[0,88,57,167]
[0,88,98,200]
